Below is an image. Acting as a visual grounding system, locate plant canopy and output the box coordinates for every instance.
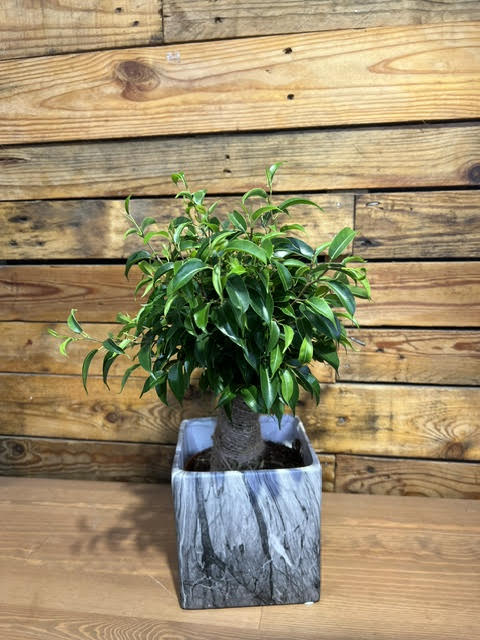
[52,164,370,425]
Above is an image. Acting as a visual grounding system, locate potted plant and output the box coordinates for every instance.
[53,163,370,609]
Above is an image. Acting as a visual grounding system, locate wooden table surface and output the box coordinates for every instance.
[0,477,479,640]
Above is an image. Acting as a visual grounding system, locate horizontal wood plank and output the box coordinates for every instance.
[0,321,335,383]
[1,376,478,460]
[338,329,480,385]
[1,194,353,260]
[1,22,479,144]
[0,434,336,491]
[336,454,480,499]
[303,383,480,460]
[1,123,479,200]
[1,262,478,327]
[164,0,480,42]
[0,1,163,61]
[1,479,479,638]
[0,436,174,483]
[355,261,480,327]
[355,191,480,258]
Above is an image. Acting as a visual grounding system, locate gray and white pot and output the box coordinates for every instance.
[171,414,322,609]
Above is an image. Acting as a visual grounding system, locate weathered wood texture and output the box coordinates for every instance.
[355,191,480,259]
[164,0,480,42]
[339,329,480,385]
[2,262,478,326]
[0,1,163,61]
[355,261,480,327]
[1,375,478,460]
[0,478,479,637]
[0,436,174,483]
[336,454,480,499]
[1,321,476,386]
[2,123,479,200]
[1,22,479,144]
[0,322,335,384]
[0,435,335,490]
[1,194,353,260]
[305,383,480,460]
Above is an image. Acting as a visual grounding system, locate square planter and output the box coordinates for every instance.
[171,414,322,609]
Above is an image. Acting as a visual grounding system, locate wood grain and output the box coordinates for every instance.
[1,123,479,200]
[1,194,353,260]
[0,435,335,490]
[0,0,163,61]
[2,262,478,326]
[338,328,480,385]
[1,22,479,144]
[355,191,480,258]
[164,0,480,43]
[0,436,174,483]
[0,478,479,638]
[355,261,480,327]
[0,322,334,383]
[303,383,480,460]
[336,454,480,499]
[1,375,478,460]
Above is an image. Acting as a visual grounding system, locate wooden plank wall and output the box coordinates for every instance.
[1,1,479,498]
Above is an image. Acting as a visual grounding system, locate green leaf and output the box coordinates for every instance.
[140,217,157,232]
[249,288,273,323]
[212,263,223,298]
[279,223,306,233]
[228,210,247,232]
[67,309,82,334]
[328,227,357,260]
[171,172,186,186]
[242,188,268,204]
[102,338,125,355]
[59,337,73,357]
[240,386,261,413]
[153,262,174,282]
[299,336,313,363]
[267,321,280,351]
[280,369,295,405]
[125,250,151,278]
[327,281,356,315]
[251,205,282,222]
[137,342,152,372]
[124,194,133,215]
[226,274,250,312]
[265,162,283,188]
[193,189,207,205]
[282,324,294,353]
[270,344,283,375]
[305,297,335,323]
[272,260,292,291]
[225,239,268,264]
[167,258,209,295]
[216,387,236,410]
[168,361,185,403]
[260,365,275,410]
[120,363,141,392]
[277,197,323,212]
[102,352,118,390]
[193,303,211,331]
[81,348,98,393]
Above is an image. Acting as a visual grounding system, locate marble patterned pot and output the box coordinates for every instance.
[171,414,322,609]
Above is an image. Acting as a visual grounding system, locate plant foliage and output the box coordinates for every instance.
[53,165,370,424]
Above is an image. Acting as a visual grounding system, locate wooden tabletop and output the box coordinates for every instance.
[0,477,479,639]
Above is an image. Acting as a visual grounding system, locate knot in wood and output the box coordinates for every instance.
[444,441,465,459]
[467,164,480,184]
[115,60,160,100]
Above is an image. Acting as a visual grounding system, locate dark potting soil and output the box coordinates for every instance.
[184,439,306,472]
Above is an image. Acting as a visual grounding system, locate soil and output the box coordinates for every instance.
[184,439,306,472]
